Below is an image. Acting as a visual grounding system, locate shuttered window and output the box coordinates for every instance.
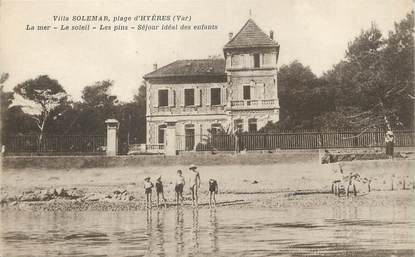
[158,89,168,107]
[184,88,195,106]
[253,53,260,68]
[248,118,257,132]
[211,88,221,105]
[158,124,167,144]
[243,85,251,100]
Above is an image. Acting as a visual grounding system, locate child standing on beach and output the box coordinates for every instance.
[144,177,154,208]
[208,179,218,206]
[175,170,185,206]
[189,164,201,207]
[155,176,167,208]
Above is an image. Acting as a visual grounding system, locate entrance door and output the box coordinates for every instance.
[185,128,195,151]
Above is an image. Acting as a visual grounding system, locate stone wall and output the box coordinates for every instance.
[2,151,320,169]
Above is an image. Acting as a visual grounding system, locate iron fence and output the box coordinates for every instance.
[176,130,415,151]
[4,135,106,155]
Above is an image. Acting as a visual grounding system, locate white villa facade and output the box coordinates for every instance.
[144,19,280,150]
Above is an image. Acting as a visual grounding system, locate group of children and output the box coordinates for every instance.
[143,164,219,208]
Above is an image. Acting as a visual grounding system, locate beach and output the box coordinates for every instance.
[1,158,415,257]
[1,159,414,211]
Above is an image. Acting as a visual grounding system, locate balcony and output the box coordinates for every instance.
[228,99,278,110]
[151,105,226,115]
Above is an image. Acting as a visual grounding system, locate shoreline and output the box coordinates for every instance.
[2,190,413,212]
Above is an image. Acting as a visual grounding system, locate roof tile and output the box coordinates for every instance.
[144,59,225,79]
[224,19,278,49]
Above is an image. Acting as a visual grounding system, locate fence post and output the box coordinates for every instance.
[105,119,119,156]
[165,121,177,156]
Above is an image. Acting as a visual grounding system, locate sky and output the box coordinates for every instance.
[0,0,412,101]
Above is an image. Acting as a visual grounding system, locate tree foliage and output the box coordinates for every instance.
[11,75,68,139]
[321,13,414,130]
[261,61,334,131]
[263,12,414,132]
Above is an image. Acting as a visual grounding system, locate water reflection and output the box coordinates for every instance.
[155,209,166,257]
[1,204,414,257]
[191,208,200,255]
[174,207,184,257]
[145,209,168,257]
[209,208,219,253]
[144,206,216,256]
[145,209,153,254]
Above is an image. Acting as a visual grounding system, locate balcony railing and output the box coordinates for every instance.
[230,99,278,109]
[152,105,225,115]
[146,144,164,150]
[152,100,277,113]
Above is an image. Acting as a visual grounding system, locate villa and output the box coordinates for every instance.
[144,19,280,150]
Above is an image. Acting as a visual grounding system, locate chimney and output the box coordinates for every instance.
[228,32,233,41]
[153,63,158,70]
[270,30,274,40]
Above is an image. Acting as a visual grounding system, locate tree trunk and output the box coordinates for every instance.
[38,130,44,152]
[38,116,47,152]
[378,97,391,130]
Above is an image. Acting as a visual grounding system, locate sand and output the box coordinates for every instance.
[1,159,414,211]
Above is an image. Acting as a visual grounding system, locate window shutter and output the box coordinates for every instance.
[239,84,244,100]
[259,83,265,100]
[220,86,226,105]
[151,123,157,144]
[196,123,202,137]
[155,125,159,144]
[180,88,185,106]
[153,89,159,107]
[168,88,174,106]
[206,87,211,106]
[194,88,200,106]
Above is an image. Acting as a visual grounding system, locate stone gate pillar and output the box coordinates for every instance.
[164,121,177,156]
[105,119,119,156]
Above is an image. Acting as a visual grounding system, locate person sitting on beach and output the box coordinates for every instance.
[208,179,218,206]
[321,149,333,164]
[155,176,167,208]
[346,172,360,197]
[332,163,345,196]
[189,164,201,207]
[175,170,185,206]
[144,177,154,208]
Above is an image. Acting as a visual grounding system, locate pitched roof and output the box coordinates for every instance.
[144,59,226,79]
[224,19,278,49]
